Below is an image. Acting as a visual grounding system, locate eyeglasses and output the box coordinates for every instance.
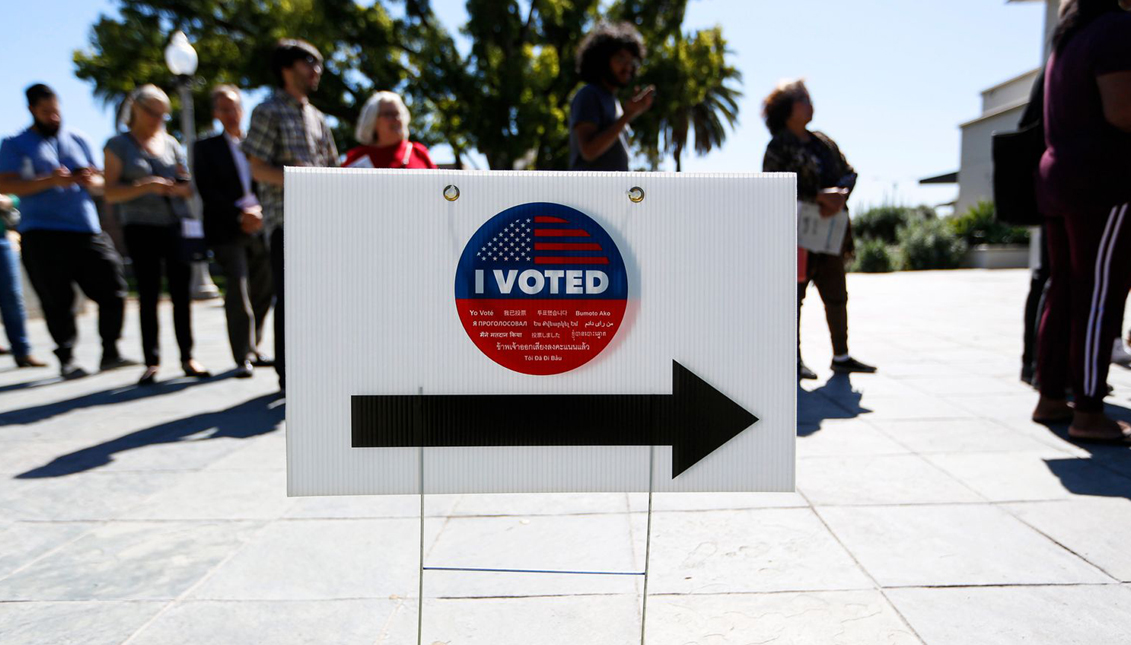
[139,102,171,122]
[303,55,323,72]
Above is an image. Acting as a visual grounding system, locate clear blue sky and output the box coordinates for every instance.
[0,0,1048,211]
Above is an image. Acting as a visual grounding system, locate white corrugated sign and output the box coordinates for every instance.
[286,169,796,495]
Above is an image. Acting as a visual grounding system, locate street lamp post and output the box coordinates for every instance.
[165,31,220,301]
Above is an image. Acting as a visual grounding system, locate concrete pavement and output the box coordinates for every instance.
[2,269,1131,644]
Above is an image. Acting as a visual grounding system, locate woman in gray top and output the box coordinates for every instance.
[104,84,209,384]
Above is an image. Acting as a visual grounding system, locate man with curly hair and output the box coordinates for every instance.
[569,22,655,171]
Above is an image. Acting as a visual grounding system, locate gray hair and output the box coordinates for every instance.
[122,84,171,130]
[210,84,242,110]
[355,91,410,145]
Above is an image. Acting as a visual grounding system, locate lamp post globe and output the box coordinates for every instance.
[164,31,198,77]
[163,31,218,300]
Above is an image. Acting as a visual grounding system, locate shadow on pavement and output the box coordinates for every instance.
[14,392,284,479]
[0,375,221,426]
[1038,402,1131,498]
[798,373,871,437]
[0,376,62,395]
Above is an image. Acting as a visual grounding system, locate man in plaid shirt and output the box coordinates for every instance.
[244,38,339,394]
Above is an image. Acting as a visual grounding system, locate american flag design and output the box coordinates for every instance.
[455,202,628,375]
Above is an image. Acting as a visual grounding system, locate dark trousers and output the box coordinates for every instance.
[20,230,126,364]
[1038,204,1131,412]
[270,227,285,385]
[1022,226,1051,380]
[799,251,849,357]
[123,224,193,367]
[212,234,273,364]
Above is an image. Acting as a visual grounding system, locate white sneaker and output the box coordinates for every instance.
[1113,338,1131,367]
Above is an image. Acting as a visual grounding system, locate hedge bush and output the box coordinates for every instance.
[948,200,1031,246]
[853,206,909,245]
[897,218,968,270]
[851,238,896,273]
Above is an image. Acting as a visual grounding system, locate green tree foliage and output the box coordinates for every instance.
[74,0,411,146]
[73,0,740,169]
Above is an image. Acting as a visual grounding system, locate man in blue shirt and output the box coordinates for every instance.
[569,22,655,171]
[0,84,132,379]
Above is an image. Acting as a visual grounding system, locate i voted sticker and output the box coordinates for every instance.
[454,202,629,375]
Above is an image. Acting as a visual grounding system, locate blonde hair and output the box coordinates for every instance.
[122,84,171,130]
[355,91,410,145]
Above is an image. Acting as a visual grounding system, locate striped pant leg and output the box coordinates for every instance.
[1066,203,1131,412]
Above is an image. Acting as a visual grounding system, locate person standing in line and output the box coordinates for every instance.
[243,39,339,394]
[0,194,45,367]
[194,85,274,379]
[343,91,437,169]
[1033,0,1131,441]
[761,79,876,380]
[1016,70,1050,387]
[569,22,655,171]
[0,84,132,379]
[103,84,210,385]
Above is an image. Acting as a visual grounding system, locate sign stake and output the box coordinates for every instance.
[640,445,655,645]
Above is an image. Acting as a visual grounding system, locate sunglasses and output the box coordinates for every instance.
[302,55,323,72]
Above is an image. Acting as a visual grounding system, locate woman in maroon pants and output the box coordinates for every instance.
[1033,0,1131,441]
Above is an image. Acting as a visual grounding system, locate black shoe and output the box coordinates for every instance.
[798,360,818,380]
[234,361,254,379]
[251,354,275,368]
[1021,365,1034,386]
[60,362,89,380]
[279,376,286,395]
[183,360,212,378]
[831,356,877,374]
[100,354,139,371]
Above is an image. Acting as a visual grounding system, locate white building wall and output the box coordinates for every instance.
[955,72,1035,216]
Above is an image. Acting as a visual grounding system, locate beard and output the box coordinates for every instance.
[604,65,636,90]
[34,118,60,138]
[605,70,629,89]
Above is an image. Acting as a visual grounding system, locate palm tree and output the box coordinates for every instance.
[633,27,743,171]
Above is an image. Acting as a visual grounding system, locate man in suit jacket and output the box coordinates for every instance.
[193,85,273,378]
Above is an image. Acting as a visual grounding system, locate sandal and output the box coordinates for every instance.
[1032,397,1073,425]
[138,366,159,386]
[183,360,212,378]
[1068,418,1131,445]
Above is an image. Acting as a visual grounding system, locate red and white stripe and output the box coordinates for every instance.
[533,215,608,266]
[1085,203,1129,397]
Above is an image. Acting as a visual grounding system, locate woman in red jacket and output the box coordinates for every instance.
[344,91,437,170]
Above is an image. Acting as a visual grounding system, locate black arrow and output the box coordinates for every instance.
[351,360,758,479]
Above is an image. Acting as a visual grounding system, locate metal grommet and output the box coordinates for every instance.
[627,186,645,203]
[443,185,460,202]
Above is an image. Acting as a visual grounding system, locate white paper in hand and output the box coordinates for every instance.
[797,202,848,255]
[181,218,205,240]
[346,154,374,169]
